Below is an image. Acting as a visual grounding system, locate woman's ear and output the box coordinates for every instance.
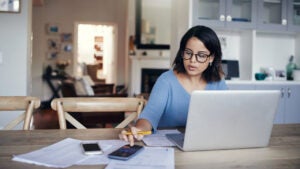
[209,55,215,63]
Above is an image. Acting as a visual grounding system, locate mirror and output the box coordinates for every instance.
[135,0,171,49]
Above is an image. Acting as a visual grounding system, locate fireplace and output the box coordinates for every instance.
[130,56,170,96]
[141,68,168,93]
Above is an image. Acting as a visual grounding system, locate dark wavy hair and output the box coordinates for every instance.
[173,25,224,82]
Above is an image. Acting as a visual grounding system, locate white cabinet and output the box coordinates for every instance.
[257,0,300,32]
[227,83,256,90]
[250,83,300,124]
[287,0,300,32]
[284,85,300,123]
[192,0,300,32]
[191,0,257,29]
[257,0,288,31]
[227,82,300,124]
[255,84,286,124]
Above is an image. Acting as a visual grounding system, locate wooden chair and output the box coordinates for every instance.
[51,97,145,129]
[0,96,40,130]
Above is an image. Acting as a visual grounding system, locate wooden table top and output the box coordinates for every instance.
[0,124,300,169]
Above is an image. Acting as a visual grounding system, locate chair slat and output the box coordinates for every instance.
[0,96,40,130]
[51,97,145,129]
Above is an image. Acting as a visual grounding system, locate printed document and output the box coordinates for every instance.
[105,147,174,169]
[12,137,175,168]
[142,129,181,147]
[12,138,127,168]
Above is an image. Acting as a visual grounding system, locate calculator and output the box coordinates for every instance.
[108,144,144,160]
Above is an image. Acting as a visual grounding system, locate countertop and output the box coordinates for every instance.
[226,80,300,85]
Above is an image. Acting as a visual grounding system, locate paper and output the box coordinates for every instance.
[12,138,128,168]
[12,138,86,168]
[105,147,174,169]
[142,129,181,147]
[12,137,175,168]
[77,140,128,165]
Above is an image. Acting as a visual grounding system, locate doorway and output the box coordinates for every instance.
[74,22,117,84]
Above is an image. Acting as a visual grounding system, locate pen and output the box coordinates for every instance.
[125,131,152,135]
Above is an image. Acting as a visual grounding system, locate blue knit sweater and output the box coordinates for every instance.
[138,70,228,131]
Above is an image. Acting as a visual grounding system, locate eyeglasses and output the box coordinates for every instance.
[182,49,210,63]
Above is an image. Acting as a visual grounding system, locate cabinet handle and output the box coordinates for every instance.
[226,15,232,22]
[282,19,287,25]
[220,15,225,21]
[287,88,291,98]
[281,88,285,98]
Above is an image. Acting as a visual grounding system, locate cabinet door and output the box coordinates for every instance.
[257,0,288,31]
[192,0,226,28]
[227,83,256,90]
[284,85,300,123]
[255,84,285,124]
[287,0,300,32]
[225,0,258,29]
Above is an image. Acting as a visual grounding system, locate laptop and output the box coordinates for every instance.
[166,90,280,151]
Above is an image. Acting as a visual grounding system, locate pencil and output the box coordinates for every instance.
[124,130,152,135]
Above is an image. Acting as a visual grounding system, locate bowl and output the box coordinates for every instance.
[255,73,266,81]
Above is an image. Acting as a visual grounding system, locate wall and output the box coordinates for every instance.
[0,0,32,129]
[254,32,296,76]
[170,0,190,64]
[31,0,128,100]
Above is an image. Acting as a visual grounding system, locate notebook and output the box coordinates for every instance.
[166,90,280,151]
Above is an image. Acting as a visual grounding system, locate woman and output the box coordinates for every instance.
[120,25,228,145]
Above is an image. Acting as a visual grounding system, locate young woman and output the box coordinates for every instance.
[120,25,228,145]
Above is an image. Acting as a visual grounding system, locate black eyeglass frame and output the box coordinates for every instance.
[181,49,211,63]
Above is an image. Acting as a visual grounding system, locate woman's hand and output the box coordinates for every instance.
[119,126,144,146]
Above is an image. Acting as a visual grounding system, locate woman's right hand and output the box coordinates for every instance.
[119,126,144,146]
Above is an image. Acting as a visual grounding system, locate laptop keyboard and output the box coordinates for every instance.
[166,133,184,148]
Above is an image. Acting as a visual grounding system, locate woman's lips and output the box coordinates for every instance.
[187,65,197,71]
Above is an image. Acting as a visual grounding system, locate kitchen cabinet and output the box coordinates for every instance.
[192,0,300,32]
[255,84,300,124]
[227,83,256,90]
[255,84,286,124]
[226,82,300,124]
[287,0,300,32]
[257,0,300,32]
[257,0,288,31]
[191,0,257,29]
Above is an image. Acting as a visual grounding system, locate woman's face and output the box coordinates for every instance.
[182,37,214,77]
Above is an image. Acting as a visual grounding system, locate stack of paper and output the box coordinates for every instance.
[12,138,127,168]
[142,129,181,147]
[12,137,175,169]
[106,147,174,169]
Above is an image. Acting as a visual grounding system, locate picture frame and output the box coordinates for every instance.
[46,23,60,35]
[46,50,59,60]
[0,0,20,13]
[61,43,72,53]
[61,33,72,42]
[47,38,60,50]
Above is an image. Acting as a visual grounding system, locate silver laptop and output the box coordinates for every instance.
[166,90,280,151]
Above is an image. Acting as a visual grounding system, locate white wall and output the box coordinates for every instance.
[0,0,32,129]
[170,0,190,65]
[254,33,295,75]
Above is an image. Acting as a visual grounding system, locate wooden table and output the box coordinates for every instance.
[0,124,300,169]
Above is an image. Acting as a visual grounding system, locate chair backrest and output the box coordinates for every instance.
[51,97,145,129]
[0,96,41,130]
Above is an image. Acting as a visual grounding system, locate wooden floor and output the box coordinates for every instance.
[33,109,120,129]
